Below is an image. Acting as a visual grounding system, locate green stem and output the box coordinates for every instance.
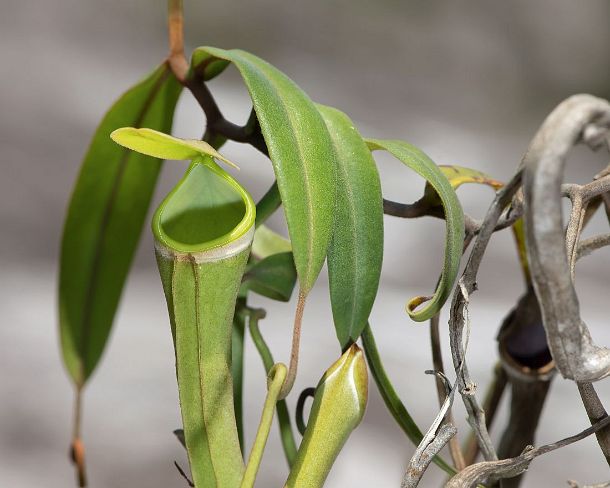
[232,298,247,453]
[361,323,456,476]
[248,309,298,466]
[241,364,287,488]
[255,182,281,227]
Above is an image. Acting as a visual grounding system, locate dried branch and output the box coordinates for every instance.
[462,364,507,466]
[523,94,610,382]
[576,233,610,261]
[449,172,523,462]
[576,382,610,463]
[568,480,610,488]
[383,197,522,238]
[430,314,466,470]
[445,415,610,488]
[401,423,457,488]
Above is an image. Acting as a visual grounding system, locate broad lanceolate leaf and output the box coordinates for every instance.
[58,63,181,386]
[317,105,383,348]
[192,47,337,294]
[366,139,465,322]
[285,345,368,488]
[242,252,297,302]
[110,127,239,169]
[153,157,256,487]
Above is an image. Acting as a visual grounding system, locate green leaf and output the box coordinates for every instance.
[318,105,383,348]
[192,47,336,294]
[367,139,465,322]
[110,127,239,169]
[251,225,292,259]
[423,165,503,206]
[255,181,282,227]
[153,157,255,487]
[242,252,297,302]
[58,63,181,386]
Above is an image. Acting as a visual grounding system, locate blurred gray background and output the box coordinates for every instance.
[2,1,610,486]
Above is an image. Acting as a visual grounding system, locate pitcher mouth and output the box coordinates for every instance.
[153,157,255,254]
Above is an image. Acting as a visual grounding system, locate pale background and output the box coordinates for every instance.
[2,1,610,486]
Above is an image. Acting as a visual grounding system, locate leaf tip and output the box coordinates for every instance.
[406,295,434,322]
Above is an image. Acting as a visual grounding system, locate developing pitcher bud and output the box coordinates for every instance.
[285,344,368,488]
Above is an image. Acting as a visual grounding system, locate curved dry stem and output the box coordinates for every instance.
[401,423,457,488]
[449,172,523,462]
[576,233,610,261]
[523,94,610,382]
[430,314,466,470]
[446,415,610,488]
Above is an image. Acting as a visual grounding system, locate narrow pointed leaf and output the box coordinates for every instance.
[110,127,239,169]
[153,157,256,487]
[58,63,181,385]
[367,139,464,322]
[192,47,336,294]
[242,252,297,302]
[318,105,383,348]
[285,345,368,488]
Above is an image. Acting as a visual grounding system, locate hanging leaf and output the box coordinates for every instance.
[367,139,465,322]
[242,252,297,302]
[191,47,336,295]
[58,63,182,387]
[151,156,256,487]
[317,105,383,348]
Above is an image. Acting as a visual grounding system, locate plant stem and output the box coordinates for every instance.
[167,0,188,81]
[241,364,287,488]
[255,182,281,228]
[278,290,306,400]
[462,364,507,466]
[402,424,457,488]
[71,388,87,487]
[577,382,610,466]
[232,300,247,452]
[247,308,298,466]
[430,314,466,470]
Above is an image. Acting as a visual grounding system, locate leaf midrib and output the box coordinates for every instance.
[236,52,321,291]
[78,66,172,381]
